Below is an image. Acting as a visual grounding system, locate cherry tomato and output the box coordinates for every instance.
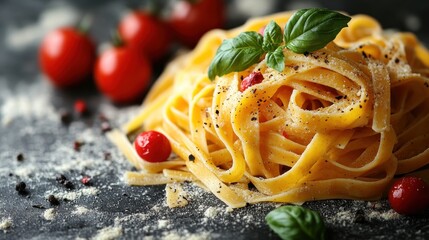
[168,0,225,48]
[118,11,172,60]
[388,176,429,215]
[240,71,264,92]
[94,46,152,104]
[39,27,96,87]
[134,131,171,162]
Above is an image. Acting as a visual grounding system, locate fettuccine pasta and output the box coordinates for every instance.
[107,11,429,208]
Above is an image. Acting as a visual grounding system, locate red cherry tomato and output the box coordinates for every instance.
[388,176,429,215]
[39,27,96,87]
[118,11,172,60]
[94,46,152,104]
[134,131,171,162]
[240,71,264,92]
[168,0,225,48]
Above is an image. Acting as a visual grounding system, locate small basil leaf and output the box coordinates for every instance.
[284,8,351,54]
[266,206,326,240]
[262,20,283,52]
[266,46,285,72]
[208,31,264,80]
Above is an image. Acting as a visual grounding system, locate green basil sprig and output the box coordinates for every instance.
[208,8,351,80]
[207,31,264,81]
[265,205,326,240]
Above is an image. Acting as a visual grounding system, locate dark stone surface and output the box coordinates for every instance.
[0,1,428,239]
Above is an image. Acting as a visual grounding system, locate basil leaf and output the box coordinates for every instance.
[262,20,283,52]
[208,32,264,80]
[266,206,326,240]
[284,8,351,54]
[266,46,285,72]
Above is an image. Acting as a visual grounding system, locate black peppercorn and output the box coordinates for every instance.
[16,153,24,162]
[56,174,67,184]
[15,181,27,194]
[48,195,60,206]
[63,180,74,189]
[59,109,72,125]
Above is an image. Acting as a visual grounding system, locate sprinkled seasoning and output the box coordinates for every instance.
[101,121,112,133]
[353,209,366,223]
[74,99,88,115]
[32,205,46,209]
[56,174,67,184]
[73,141,84,151]
[56,174,74,189]
[63,180,74,190]
[59,109,72,124]
[98,113,109,122]
[48,195,60,206]
[188,154,195,162]
[16,153,24,162]
[15,181,27,194]
[81,176,92,186]
[104,152,112,160]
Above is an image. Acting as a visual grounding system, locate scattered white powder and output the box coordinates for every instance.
[5,4,79,50]
[160,230,213,240]
[43,208,56,221]
[368,209,401,220]
[0,80,58,125]
[204,207,220,218]
[72,206,89,215]
[151,205,163,212]
[45,187,99,201]
[157,219,169,228]
[0,217,12,232]
[91,226,123,240]
[114,213,148,225]
[13,165,36,179]
[367,201,383,209]
[76,128,98,144]
[328,210,354,227]
[54,157,96,173]
[98,103,140,127]
[225,207,234,213]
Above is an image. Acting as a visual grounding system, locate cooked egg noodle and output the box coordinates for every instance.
[111,12,429,208]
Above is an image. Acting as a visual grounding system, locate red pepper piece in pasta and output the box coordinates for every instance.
[240,71,264,92]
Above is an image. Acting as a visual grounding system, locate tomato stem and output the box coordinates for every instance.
[76,14,93,35]
[184,0,200,4]
[145,0,164,17]
[111,30,124,47]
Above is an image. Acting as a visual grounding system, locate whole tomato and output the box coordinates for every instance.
[94,45,152,104]
[118,11,172,60]
[134,130,171,163]
[168,0,225,48]
[388,176,429,215]
[39,27,96,87]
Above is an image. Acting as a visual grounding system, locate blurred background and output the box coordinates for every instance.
[0,0,428,83]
